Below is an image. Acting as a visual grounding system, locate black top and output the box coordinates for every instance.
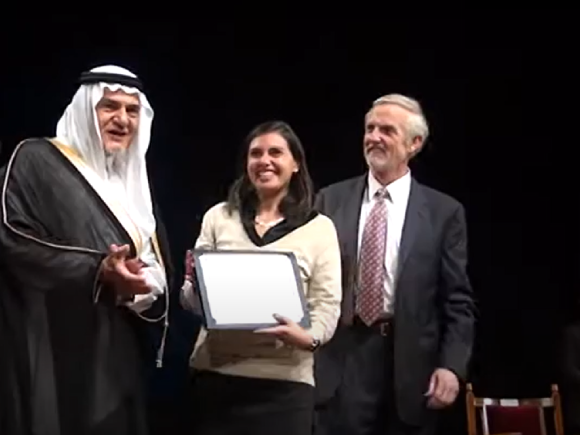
[240,206,318,247]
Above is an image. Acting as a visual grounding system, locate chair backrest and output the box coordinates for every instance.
[465,383,565,435]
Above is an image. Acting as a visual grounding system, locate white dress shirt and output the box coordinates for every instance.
[357,170,411,315]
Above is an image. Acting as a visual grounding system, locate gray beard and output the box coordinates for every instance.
[104,147,126,158]
[104,148,127,177]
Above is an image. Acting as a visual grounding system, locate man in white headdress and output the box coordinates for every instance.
[0,65,172,435]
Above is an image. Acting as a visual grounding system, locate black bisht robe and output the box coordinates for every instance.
[0,138,172,435]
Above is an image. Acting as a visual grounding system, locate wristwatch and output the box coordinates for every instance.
[307,337,321,352]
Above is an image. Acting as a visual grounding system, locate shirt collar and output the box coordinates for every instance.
[367,169,412,204]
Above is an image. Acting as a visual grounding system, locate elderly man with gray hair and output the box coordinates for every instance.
[313,94,476,435]
[0,65,172,435]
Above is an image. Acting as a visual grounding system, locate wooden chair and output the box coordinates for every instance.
[466,383,565,435]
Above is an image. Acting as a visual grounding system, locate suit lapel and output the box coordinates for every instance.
[331,175,365,324]
[397,179,427,279]
[337,175,366,262]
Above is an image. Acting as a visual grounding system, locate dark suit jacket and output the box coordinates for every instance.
[314,174,476,425]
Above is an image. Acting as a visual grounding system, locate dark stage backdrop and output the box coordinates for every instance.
[1,15,570,435]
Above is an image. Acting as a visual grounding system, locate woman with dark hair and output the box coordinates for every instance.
[182,121,342,435]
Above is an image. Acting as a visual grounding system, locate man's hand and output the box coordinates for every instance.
[425,368,460,409]
[254,314,314,350]
[101,244,150,297]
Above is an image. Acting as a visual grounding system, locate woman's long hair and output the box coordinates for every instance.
[226,120,314,225]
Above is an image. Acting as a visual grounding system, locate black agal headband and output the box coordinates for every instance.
[78,70,144,92]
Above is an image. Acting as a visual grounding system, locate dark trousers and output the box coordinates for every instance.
[189,370,314,435]
[314,320,436,435]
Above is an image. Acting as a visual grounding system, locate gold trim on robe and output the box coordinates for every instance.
[151,233,165,271]
[5,138,170,368]
[49,138,149,256]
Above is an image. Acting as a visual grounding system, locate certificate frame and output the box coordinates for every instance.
[192,249,311,330]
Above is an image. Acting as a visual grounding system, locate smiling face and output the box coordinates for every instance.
[246,132,299,197]
[363,103,422,181]
[95,88,140,153]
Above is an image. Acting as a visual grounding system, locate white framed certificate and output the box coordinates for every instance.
[192,249,310,330]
